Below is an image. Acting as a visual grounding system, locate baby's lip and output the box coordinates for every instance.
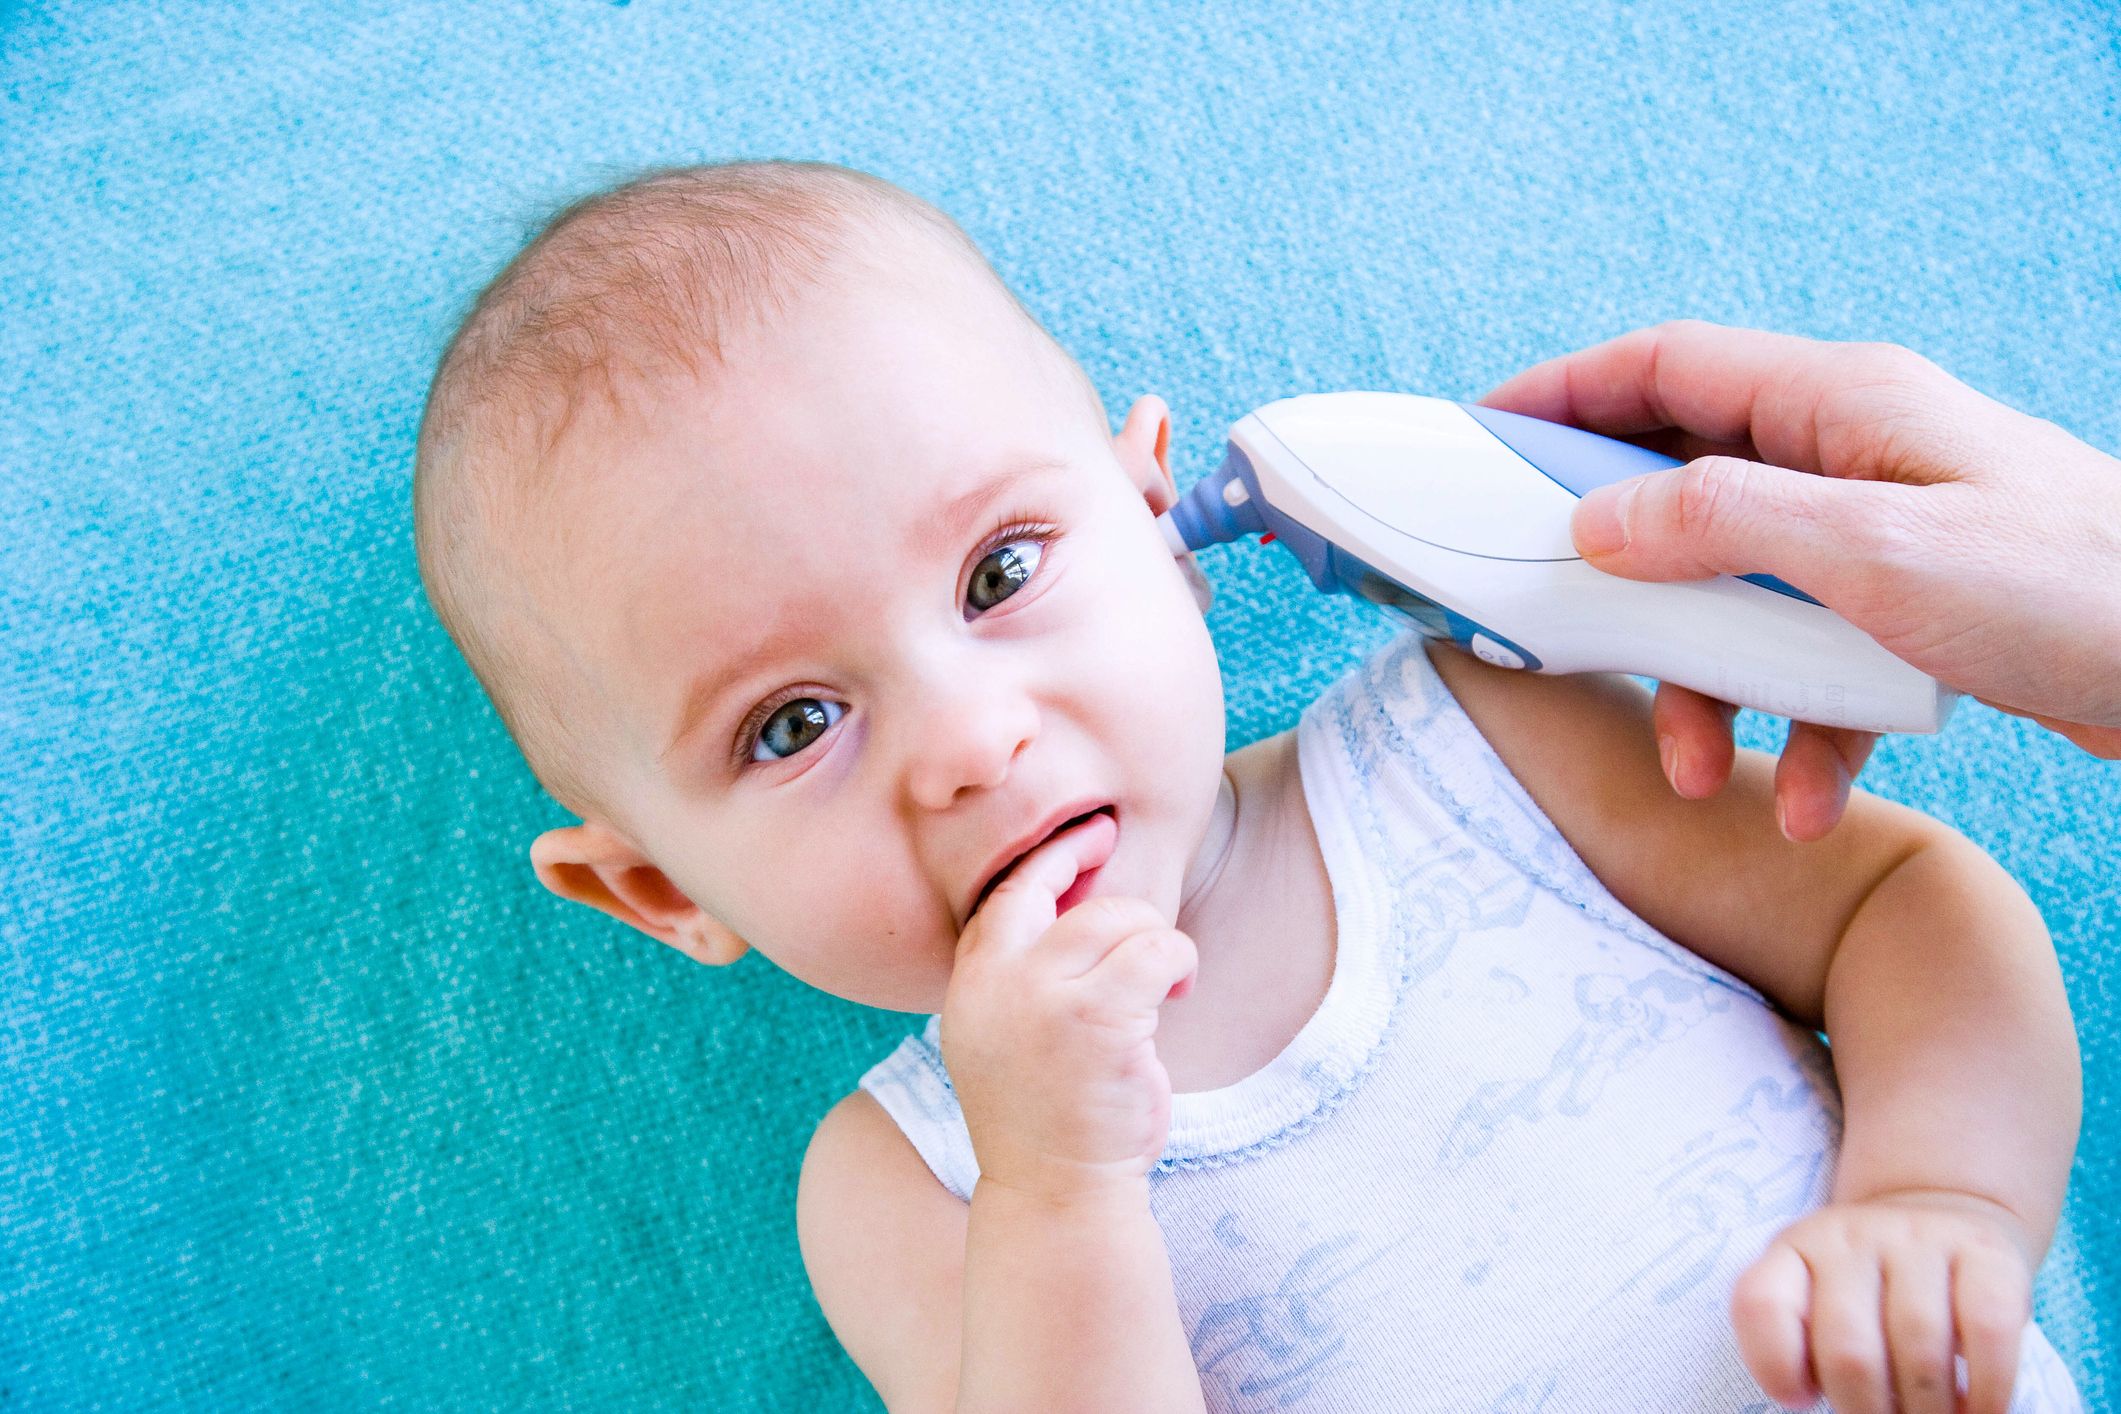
[966,799,1117,924]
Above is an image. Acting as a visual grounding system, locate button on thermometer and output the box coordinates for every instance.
[1156,392,1956,735]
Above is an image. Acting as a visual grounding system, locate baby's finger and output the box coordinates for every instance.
[1882,1247,1955,1414]
[1651,682,1738,799]
[1954,1243,2030,1414]
[962,811,1118,956]
[1808,1256,1890,1414]
[1082,926,1198,1016]
[1730,1243,1818,1408]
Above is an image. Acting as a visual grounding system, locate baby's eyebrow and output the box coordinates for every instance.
[914,453,1072,561]
[658,452,1074,764]
[660,632,788,765]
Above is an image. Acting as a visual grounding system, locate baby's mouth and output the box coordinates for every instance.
[971,804,1117,919]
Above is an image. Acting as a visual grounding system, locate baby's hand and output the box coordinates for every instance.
[1732,1192,2035,1414]
[940,820,1198,1205]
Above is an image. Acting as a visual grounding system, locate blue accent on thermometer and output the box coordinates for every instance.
[1459,404,1822,606]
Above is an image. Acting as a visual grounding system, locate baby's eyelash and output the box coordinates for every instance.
[974,514,1056,569]
[729,512,1059,770]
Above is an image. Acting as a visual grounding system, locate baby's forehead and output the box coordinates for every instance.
[544,383,1097,632]
[521,233,1111,646]
[602,281,1098,517]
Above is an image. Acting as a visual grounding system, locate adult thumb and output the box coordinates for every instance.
[1570,455,1885,593]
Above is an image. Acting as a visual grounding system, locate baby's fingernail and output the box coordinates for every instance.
[1573,483,1636,558]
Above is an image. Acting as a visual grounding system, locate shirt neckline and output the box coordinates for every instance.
[1157,675,1393,1164]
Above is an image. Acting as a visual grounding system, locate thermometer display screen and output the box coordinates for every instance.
[1348,568,1454,639]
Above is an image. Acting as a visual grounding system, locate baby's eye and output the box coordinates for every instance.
[739,528,1047,768]
[750,697,845,762]
[967,537,1045,615]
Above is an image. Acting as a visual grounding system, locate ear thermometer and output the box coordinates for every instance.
[1157,392,1955,734]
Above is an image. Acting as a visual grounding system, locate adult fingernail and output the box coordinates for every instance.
[1658,735,1680,791]
[1573,483,1636,558]
[1776,795,1791,841]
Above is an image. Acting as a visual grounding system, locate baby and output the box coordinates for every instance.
[413,160,2083,1412]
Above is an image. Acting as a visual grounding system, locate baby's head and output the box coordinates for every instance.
[414,161,1227,1012]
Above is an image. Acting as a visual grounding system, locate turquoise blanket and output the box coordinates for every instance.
[5,2,2116,1407]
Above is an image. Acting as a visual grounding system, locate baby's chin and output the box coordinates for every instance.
[816,945,961,1016]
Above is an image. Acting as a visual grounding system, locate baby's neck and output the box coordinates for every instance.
[1157,730,1339,1095]
[1175,767,1241,934]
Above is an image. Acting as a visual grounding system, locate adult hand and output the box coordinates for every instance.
[1480,320,2121,841]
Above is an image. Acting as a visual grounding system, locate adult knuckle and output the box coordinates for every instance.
[1799,488,1922,623]
[1815,343,1955,469]
[1672,457,1752,539]
[1844,496,1922,569]
[1866,339,1934,379]
[1848,339,1940,391]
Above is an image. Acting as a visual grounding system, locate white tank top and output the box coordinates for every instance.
[859,631,2080,1412]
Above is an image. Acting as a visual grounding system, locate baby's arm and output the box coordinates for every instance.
[798,825,1205,1413]
[1425,641,2080,1414]
[799,1091,1199,1413]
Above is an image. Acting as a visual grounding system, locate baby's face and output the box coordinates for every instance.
[530,247,1228,1011]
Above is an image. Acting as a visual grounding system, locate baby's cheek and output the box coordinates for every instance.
[773,889,961,1012]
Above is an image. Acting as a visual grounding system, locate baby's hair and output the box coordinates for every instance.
[412,160,1059,822]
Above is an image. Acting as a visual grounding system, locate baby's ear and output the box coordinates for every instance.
[1118,393,1212,614]
[1115,394,1175,513]
[529,822,752,966]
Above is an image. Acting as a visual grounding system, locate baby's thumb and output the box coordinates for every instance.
[1571,455,1886,598]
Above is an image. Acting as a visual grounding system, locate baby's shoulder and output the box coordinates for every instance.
[799,1089,942,1204]
[796,1091,966,1406]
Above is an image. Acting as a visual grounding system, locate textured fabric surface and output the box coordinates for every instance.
[861,630,2085,1410]
[4,3,2117,1409]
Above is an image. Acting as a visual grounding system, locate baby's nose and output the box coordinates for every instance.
[900,680,1039,812]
